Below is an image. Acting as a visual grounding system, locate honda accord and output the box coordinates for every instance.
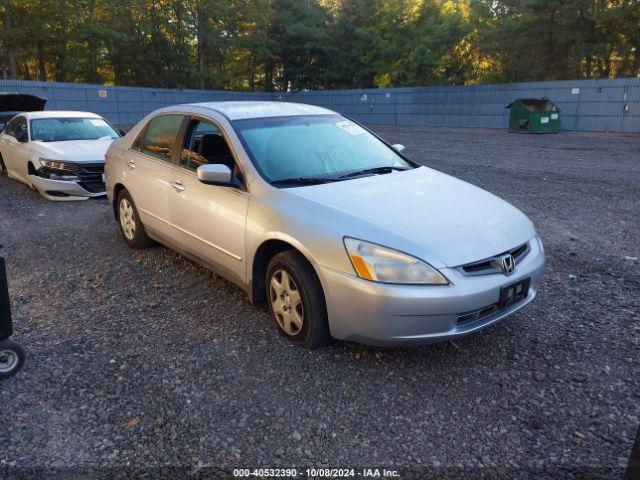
[104,102,545,348]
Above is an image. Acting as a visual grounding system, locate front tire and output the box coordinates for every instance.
[27,162,38,191]
[266,251,332,349]
[0,155,5,175]
[0,339,25,379]
[116,189,154,249]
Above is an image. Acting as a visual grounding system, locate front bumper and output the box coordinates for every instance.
[29,175,105,201]
[317,238,545,346]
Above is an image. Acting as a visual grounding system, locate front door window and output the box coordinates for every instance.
[180,118,243,186]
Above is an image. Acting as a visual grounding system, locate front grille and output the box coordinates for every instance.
[456,278,530,326]
[459,242,530,276]
[77,163,105,193]
[78,180,106,193]
[457,303,501,325]
[45,191,70,197]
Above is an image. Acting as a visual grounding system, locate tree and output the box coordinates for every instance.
[0,0,636,88]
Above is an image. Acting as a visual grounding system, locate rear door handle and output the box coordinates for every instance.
[170,180,186,192]
[127,159,136,169]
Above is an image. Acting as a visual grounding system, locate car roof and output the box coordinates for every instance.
[177,101,336,121]
[24,111,103,119]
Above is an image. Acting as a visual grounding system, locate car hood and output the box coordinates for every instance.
[286,167,536,267]
[31,139,113,163]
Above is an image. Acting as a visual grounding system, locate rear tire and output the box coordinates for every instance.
[266,251,333,349]
[0,154,6,175]
[116,189,154,249]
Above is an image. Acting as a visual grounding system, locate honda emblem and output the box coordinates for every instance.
[499,254,515,276]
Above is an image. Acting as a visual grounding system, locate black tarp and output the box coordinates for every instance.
[0,93,46,113]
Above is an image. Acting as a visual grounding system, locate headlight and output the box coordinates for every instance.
[38,158,79,180]
[39,158,78,172]
[344,237,449,285]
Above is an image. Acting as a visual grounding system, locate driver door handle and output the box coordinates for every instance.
[170,180,186,192]
[127,159,136,169]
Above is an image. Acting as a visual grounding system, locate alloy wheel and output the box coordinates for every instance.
[269,269,304,336]
[119,198,136,240]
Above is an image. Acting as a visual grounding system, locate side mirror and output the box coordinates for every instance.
[392,144,405,153]
[197,164,232,185]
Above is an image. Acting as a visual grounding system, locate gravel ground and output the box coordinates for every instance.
[0,127,638,479]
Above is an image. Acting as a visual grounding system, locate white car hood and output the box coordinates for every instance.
[32,139,113,163]
[287,167,536,267]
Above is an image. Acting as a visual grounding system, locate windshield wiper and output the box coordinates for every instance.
[337,165,411,179]
[271,176,336,186]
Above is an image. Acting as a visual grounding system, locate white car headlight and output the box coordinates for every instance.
[39,158,78,172]
[344,237,449,285]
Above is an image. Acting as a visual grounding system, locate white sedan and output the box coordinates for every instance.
[0,111,120,201]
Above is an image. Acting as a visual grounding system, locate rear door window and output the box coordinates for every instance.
[132,115,183,162]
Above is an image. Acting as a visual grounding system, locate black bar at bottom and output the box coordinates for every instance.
[0,256,13,340]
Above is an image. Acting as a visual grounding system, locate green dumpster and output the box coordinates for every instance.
[506,98,561,133]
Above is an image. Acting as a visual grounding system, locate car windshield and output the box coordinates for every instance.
[233,114,412,184]
[30,117,119,142]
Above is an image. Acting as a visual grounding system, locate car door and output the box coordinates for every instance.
[124,114,184,237]
[0,116,31,183]
[167,116,249,286]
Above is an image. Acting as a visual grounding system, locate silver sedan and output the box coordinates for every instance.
[105,102,545,348]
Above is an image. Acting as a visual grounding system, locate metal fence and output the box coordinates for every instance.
[1,77,639,132]
[0,80,270,127]
[285,78,640,133]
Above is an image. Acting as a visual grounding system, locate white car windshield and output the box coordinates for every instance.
[233,114,412,183]
[30,117,119,142]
